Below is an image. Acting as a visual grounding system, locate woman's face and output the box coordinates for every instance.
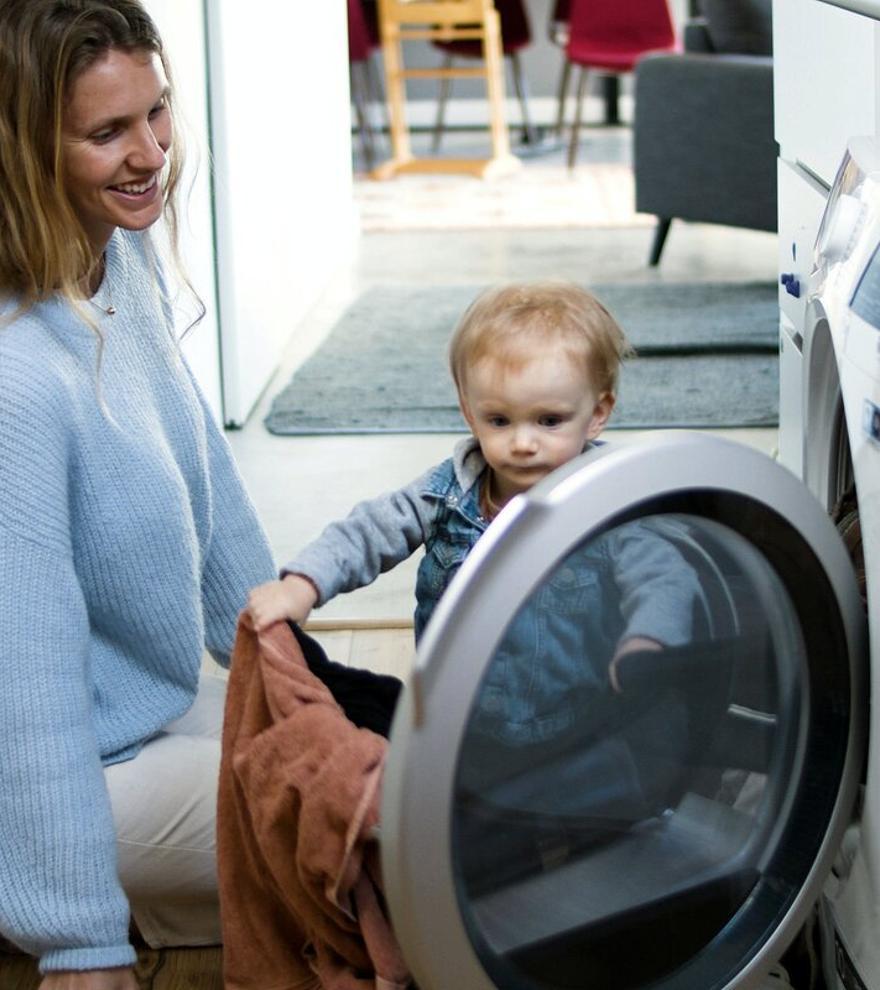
[61,47,171,254]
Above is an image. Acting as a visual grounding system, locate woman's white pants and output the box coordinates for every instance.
[104,675,227,948]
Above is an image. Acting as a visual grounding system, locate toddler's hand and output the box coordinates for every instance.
[247,574,319,631]
[608,635,663,694]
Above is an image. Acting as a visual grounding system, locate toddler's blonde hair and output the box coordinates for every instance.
[449,280,633,398]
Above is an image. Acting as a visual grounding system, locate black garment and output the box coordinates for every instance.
[290,622,402,738]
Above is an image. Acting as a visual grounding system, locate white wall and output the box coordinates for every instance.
[206,2,358,426]
[143,1,358,427]
[144,0,223,420]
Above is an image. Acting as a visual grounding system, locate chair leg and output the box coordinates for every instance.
[567,66,589,169]
[649,218,673,266]
[509,51,538,146]
[432,54,454,153]
[351,62,376,170]
[555,59,571,139]
[366,54,389,138]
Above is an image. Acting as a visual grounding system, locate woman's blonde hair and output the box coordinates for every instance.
[0,0,187,312]
[449,280,633,397]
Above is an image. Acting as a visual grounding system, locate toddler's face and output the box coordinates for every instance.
[461,351,612,506]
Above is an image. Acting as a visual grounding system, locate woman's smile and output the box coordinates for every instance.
[109,174,160,198]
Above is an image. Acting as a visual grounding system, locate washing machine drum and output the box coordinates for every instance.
[381,435,867,990]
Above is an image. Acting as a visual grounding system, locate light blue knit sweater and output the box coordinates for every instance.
[0,230,275,972]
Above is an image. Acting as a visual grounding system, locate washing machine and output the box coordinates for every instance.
[793,136,880,990]
[371,148,880,990]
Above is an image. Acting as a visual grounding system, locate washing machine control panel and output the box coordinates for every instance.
[818,193,867,264]
[814,138,880,297]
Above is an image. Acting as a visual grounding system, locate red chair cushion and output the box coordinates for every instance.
[565,0,676,71]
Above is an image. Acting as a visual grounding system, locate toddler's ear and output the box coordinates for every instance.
[586,392,615,439]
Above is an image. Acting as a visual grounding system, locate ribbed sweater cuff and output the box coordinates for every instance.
[40,942,137,974]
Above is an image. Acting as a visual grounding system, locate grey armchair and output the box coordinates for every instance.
[633,10,777,265]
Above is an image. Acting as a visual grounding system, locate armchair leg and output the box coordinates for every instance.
[366,55,389,136]
[649,218,672,266]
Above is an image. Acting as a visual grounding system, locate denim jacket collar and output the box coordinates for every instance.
[416,436,487,532]
[419,436,485,498]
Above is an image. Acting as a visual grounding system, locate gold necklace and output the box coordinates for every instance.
[90,254,116,316]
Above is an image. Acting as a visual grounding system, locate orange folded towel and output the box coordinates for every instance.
[217,615,411,990]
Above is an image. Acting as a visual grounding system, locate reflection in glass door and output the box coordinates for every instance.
[449,513,829,990]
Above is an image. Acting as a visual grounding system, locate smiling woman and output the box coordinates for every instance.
[0,3,277,989]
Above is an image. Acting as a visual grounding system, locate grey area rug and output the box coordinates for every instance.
[265,282,779,434]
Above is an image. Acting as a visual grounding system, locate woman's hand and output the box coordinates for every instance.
[247,573,319,631]
[38,968,139,990]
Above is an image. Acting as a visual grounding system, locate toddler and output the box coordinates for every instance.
[248,279,640,648]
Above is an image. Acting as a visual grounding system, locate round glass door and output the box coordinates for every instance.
[381,434,866,990]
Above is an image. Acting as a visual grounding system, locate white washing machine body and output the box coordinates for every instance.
[791,137,880,990]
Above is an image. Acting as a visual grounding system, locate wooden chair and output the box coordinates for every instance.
[372,0,520,179]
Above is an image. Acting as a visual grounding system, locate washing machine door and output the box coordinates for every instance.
[380,432,867,990]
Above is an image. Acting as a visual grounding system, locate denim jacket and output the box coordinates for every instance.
[284,436,489,641]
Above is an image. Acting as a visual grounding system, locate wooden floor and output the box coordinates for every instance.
[305,618,415,682]
[1,945,225,990]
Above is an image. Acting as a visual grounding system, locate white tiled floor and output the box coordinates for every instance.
[227,130,779,622]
